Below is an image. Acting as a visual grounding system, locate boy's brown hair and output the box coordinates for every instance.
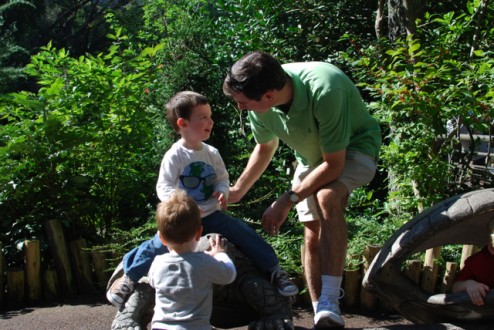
[165,91,209,133]
[156,189,201,244]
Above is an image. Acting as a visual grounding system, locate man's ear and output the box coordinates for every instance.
[177,117,187,129]
[263,90,274,101]
[195,225,203,241]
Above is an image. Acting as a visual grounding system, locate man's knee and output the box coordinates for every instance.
[315,184,348,211]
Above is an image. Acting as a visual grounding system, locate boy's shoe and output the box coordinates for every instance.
[271,269,299,296]
[106,274,135,308]
[314,300,345,328]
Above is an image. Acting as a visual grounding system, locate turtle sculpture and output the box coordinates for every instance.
[108,234,295,330]
[363,188,494,324]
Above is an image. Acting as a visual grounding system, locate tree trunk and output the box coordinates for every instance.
[470,0,489,57]
[387,0,407,41]
[375,0,386,38]
[387,0,424,41]
[0,242,4,308]
[403,0,422,36]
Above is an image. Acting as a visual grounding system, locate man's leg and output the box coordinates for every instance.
[303,221,321,307]
[317,182,349,277]
[313,181,349,328]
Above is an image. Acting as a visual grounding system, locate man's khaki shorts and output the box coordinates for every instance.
[292,151,377,222]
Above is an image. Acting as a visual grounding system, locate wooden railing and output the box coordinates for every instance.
[0,219,110,309]
[299,243,477,311]
[0,220,486,311]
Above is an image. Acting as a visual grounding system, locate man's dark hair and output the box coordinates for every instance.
[223,51,288,101]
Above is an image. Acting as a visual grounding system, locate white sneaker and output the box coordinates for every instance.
[314,300,345,328]
[106,274,135,308]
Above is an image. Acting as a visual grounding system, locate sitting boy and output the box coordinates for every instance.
[107,91,298,308]
[452,220,494,306]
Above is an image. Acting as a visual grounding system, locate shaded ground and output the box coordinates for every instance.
[0,292,491,330]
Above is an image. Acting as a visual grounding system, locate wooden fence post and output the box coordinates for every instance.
[44,219,77,297]
[69,238,94,292]
[343,254,361,309]
[440,262,458,293]
[404,260,422,284]
[42,268,60,302]
[420,247,441,293]
[92,248,109,288]
[25,240,42,303]
[7,268,25,307]
[360,245,380,311]
[460,244,479,269]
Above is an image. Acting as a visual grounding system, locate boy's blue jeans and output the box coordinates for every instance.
[123,210,279,282]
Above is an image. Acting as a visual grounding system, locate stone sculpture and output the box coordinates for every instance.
[363,188,494,324]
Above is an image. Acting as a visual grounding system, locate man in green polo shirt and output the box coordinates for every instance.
[223,51,381,328]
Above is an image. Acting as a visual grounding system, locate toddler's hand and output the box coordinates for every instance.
[465,280,489,306]
[213,191,227,210]
[206,234,227,256]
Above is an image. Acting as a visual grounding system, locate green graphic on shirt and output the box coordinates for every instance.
[180,161,215,202]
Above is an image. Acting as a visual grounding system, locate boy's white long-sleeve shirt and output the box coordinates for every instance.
[156,140,230,217]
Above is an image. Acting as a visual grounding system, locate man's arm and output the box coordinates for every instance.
[290,150,346,201]
[229,138,279,203]
[261,150,346,234]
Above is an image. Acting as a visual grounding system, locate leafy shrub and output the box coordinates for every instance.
[0,37,167,266]
[339,4,494,216]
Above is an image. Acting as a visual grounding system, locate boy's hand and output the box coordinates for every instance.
[465,280,489,306]
[213,191,227,210]
[206,234,227,256]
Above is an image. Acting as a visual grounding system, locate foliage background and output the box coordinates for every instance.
[1,0,493,276]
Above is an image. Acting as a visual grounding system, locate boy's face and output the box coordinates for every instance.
[183,103,214,141]
[488,224,494,254]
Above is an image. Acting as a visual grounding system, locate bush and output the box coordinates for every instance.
[0,38,167,266]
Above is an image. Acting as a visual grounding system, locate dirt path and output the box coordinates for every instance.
[0,293,488,330]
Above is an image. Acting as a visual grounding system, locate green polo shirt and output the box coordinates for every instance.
[248,62,381,167]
